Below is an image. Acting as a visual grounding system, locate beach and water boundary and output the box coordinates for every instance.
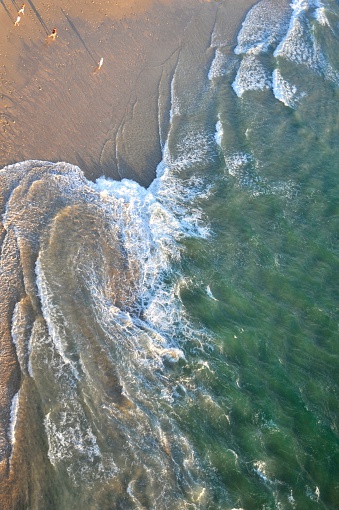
[1,0,339,509]
[0,0,257,185]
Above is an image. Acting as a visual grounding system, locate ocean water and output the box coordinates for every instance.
[1,0,338,508]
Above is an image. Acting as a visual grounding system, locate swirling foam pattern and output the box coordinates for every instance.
[0,160,207,508]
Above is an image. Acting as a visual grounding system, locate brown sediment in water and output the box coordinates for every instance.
[0,1,258,507]
[0,161,140,508]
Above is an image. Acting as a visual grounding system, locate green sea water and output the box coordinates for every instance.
[160,1,339,508]
[173,91,339,508]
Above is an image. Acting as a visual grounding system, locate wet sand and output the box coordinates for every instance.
[0,0,257,186]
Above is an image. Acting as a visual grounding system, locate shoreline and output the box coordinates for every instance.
[0,0,257,186]
[0,1,259,506]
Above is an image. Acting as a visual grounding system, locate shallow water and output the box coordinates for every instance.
[0,0,338,508]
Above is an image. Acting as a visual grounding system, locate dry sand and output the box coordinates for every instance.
[0,0,257,186]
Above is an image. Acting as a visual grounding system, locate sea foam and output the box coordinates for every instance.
[272,69,305,107]
[215,119,223,147]
[273,0,339,84]
[234,0,291,55]
[232,0,339,105]
[232,56,272,97]
[208,50,238,81]
[8,391,20,448]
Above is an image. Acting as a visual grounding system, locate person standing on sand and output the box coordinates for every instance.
[14,15,21,26]
[48,28,57,41]
[93,58,103,74]
[18,4,25,16]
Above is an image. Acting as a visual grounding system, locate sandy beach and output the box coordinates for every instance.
[0,0,257,185]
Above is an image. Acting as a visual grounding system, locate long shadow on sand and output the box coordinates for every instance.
[1,0,15,22]
[8,0,19,10]
[61,8,97,66]
[26,0,49,35]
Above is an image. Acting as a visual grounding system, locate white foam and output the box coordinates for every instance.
[314,5,330,26]
[169,69,181,120]
[208,50,238,80]
[273,0,335,77]
[275,4,339,85]
[225,152,252,178]
[8,391,20,452]
[208,48,225,80]
[206,285,218,301]
[306,485,321,502]
[232,0,339,105]
[11,302,26,373]
[234,0,291,56]
[44,402,117,485]
[232,56,272,97]
[214,119,223,147]
[225,152,299,198]
[225,151,262,192]
[45,409,99,464]
[35,258,80,380]
[88,132,214,375]
[272,68,305,107]
[253,460,273,484]
[285,0,322,19]
[274,14,317,66]
[6,390,21,469]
